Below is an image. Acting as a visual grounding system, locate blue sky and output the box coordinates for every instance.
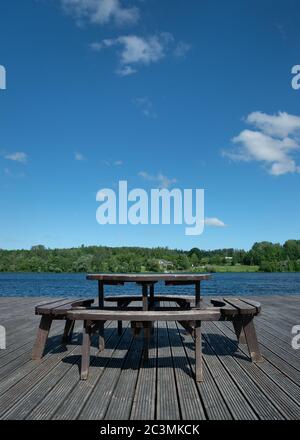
[0,0,300,251]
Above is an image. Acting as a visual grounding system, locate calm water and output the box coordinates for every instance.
[0,272,300,297]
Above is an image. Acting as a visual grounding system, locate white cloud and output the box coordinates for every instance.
[75,151,86,161]
[224,111,300,175]
[133,97,157,118]
[61,2,190,75]
[4,152,27,163]
[138,171,177,188]
[204,217,226,227]
[118,33,173,65]
[115,65,137,76]
[246,111,300,138]
[92,33,171,66]
[104,159,123,166]
[61,0,139,26]
[91,32,189,75]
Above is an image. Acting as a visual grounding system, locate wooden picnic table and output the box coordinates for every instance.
[66,273,263,381]
[86,273,211,307]
[86,273,211,356]
[31,273,263,383]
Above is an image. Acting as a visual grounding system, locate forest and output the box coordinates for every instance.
[0,240,300,273]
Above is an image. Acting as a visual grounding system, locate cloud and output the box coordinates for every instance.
[104,159,123,166]
[246,111,300,138]
[174,41,191,58]
[204,217,226,227]
[223,111,300,175]
[91,33,171,68]
[61,0,139,26]
[4,152,27,163]
[138,171,177,188]
[115,65,137,76]
[60,2,190,75]
[91,32,189,75]
[133,97,157,118]
[74,151,86,161]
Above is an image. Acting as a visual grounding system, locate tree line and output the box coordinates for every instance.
[0,240,300,273]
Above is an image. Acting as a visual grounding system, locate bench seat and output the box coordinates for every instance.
[32,297,94,360]
[66,296,263,381]
[68,308,221,321]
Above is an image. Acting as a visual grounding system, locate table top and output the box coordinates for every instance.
[86,273,211,282]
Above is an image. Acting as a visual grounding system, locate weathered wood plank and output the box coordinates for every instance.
[156,320,180,420]
[167,319,206,419]
[130,323,157,420]
[78,328,134,420]
[67,308,222,321]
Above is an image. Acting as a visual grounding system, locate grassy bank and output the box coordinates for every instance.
[198,265,260,273]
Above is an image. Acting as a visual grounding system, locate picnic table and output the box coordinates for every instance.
[33,273,263,382]
[86,273,211,357]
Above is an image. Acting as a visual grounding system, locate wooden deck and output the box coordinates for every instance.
[0,295,299,420]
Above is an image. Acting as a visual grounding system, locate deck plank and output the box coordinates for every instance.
[130,324,157,420]
[78,328,134,420]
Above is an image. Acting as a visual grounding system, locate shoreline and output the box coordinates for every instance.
[1,270,300,275]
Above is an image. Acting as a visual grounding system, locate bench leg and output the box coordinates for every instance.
[242,317,263,362]
[62,319,75,343]
[81,320,92,380]
[178,320,195,337]
[97,322,105,352]
[195,320,203,382]
[116,300,123,336]
[32,315,53,360]
[232,317,246,344]
[150,321,155,336]
[118,321,123,336]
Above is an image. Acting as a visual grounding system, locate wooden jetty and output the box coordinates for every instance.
[0,295,299,420]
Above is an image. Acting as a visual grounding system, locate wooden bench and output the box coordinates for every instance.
[32,298,94,360]
[104,294,196,335]
[105,294,196,308]
[67,296,262,381]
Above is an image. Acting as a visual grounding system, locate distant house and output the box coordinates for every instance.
[158,259,174,271]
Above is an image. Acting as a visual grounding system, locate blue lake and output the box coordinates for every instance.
[0,272,300,297]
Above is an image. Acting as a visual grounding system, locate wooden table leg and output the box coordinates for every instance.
[149,283,155,335]
[195,281,201,309]
[62,319,75,343]
[242,316,263,362]
[149,284,154,305]
[195,320,203,382]
[232,317,246,344]
[32,315,53,360]
[142,283,149,360]
[98,281,105,351]
[81,320,92,380]
[117,300,122,335]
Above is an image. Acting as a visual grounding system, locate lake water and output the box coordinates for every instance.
[0,272,300,297]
